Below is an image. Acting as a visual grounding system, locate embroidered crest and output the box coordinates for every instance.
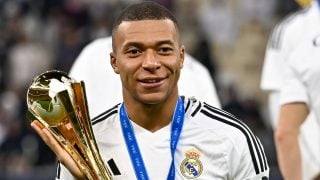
[180,148,203,179]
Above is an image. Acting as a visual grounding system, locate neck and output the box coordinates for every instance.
[123,94,179,132]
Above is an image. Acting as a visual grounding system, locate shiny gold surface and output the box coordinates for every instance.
[26,70,112,180]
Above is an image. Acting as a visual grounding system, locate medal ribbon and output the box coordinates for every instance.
[119,97,184,180]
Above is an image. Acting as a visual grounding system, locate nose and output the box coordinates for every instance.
[142,49,161,71]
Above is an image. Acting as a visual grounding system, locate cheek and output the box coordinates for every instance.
[118,62,139,81]
[175,60,183,80]
[165,61,182,81]
[117,59,133,72]
[173,59,184,73]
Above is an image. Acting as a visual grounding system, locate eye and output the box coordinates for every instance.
[158,47,173,55]
[126,47,141,57]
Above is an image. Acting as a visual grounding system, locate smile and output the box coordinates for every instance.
[141,79,162,83]
[139,77,165,88]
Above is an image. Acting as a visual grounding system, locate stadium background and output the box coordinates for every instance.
[0,0,301,179]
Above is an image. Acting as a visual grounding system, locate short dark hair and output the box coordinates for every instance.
[111,1,179,51]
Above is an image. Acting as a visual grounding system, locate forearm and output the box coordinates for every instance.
[275,129,302,180]
[275,103,308,180]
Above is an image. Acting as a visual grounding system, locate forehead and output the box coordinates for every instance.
[114,19,179,46]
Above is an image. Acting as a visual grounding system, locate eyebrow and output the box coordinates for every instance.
[123,40,175,50]
[155,40,175,46]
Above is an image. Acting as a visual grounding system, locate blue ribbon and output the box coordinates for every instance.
[119,97,185,180]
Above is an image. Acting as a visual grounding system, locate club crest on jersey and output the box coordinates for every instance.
[180,148,203,179]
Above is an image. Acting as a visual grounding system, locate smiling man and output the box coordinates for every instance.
[31,1,269,179]
[110,18,183,109]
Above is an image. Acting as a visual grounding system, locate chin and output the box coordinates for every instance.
[138,93,168,105]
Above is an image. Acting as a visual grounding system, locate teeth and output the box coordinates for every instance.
[145,79,158,83]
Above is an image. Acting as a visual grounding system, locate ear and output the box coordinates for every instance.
[110,52,120,74]
[179,46,185,69]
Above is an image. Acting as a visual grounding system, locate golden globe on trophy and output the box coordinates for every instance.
[26,70,112,180]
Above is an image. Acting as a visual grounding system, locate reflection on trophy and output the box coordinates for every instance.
[26,70,112,180]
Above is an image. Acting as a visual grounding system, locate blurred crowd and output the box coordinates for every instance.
[0,0,301,179]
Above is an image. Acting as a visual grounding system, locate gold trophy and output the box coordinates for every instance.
[26,70,113,180]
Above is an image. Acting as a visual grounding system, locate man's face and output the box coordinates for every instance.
[111,19,184,104]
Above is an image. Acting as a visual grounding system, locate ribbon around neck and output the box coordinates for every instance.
[119,97,185,180]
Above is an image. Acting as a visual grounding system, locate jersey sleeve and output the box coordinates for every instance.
[55,162,74,180]
[228,129,269,179]
[279,58,308,106]
[238,138,269,179]
[260,21,289,91]
[260,44,284,91]
[261,10,306,92]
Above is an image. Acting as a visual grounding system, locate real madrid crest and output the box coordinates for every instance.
[180,148,203,179]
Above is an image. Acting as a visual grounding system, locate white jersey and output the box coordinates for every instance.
[69,37,221,118]
[280,35,320,110]
[260,0,320,92]
[260,1,320,179]
[57,97,269,180]
[260,4,315,126]
[279,8,320,178]
[260,3,319,129]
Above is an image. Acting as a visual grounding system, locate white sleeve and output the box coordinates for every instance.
[279,60,308,106]
[230,135,269,180]
[55,162,74,180]
[260,45,284,91]
[260,22,289,92]
[260,11,305,92]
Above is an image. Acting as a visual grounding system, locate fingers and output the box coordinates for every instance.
[30,121,85,179]
[31,121,58,150]
[31,121,51,144]
[30,121,64,160]
[31,120,44,129]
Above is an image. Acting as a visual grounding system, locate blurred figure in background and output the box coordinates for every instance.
[276,26,320,180]
[69,36,221,118]
[0,2,56,178]
[261,0,320,179]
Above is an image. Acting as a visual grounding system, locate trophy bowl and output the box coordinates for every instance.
[26,70,112,180]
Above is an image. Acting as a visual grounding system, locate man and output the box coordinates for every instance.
[69,36,221,119]
[261,0,313,128]
[261,0,320,179]
[32,1,269,179]
[275,31,320,180]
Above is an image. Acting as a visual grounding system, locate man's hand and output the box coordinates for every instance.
[31,120,85,179]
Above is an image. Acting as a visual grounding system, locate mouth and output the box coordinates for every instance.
[140,78,162,83]
[138,77,165,88]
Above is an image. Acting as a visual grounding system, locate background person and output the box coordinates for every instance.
[275,30,320,180]
[260,0,320,179]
